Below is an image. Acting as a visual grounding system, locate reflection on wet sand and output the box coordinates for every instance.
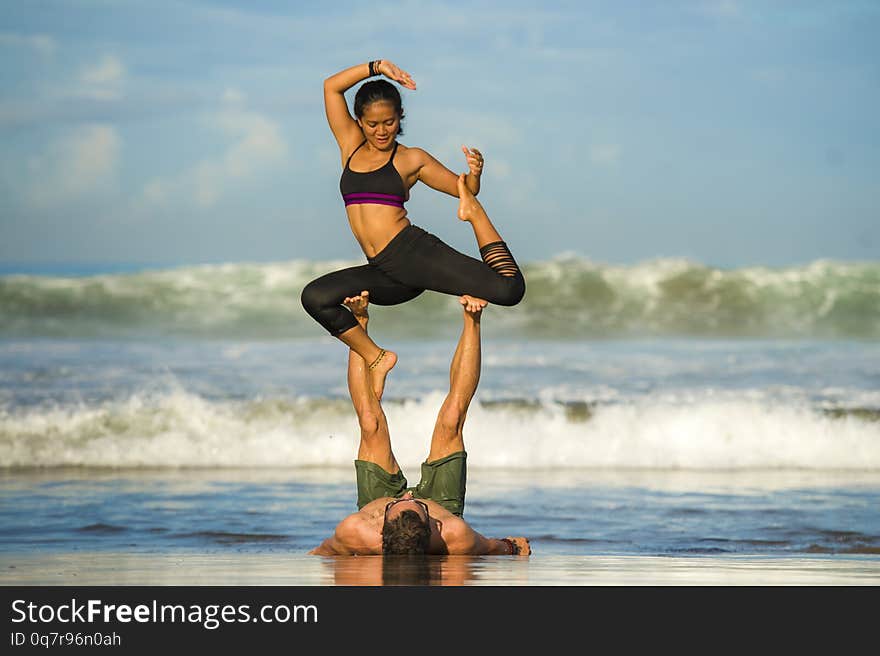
[323,555,485,586]
[3,552,879,585]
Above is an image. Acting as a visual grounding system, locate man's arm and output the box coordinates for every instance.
[308,535,351,556]
[441,516,531,556]
[458,533,531,556]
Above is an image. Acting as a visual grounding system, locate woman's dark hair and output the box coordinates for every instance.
[354,79,405,135]
[382,509,430,554]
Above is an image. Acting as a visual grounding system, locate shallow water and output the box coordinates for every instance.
[1,335,878,584]
[2,467,878,560]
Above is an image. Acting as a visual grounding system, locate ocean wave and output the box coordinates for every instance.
[2,391,878,469]
[1,257,878,339]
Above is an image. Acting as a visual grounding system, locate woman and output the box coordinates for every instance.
[301,59,525,399]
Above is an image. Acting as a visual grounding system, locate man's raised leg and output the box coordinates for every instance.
[420,299,531,554]
[426,297,483,462]
[345,292,399,475]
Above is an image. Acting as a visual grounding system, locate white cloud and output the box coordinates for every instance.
[26,124,120,208]
[76,55,126,100]
[0,32,57,56]
[0,54,126,129]
[140,90,288,209]
[590,144,622,166]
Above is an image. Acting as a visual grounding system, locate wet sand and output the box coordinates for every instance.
[2,552,878,586]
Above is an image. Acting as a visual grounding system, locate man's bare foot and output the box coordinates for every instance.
[504,537,531,556]
[460,295,487,317]
[343,291,370,328]
[457,174,489,223]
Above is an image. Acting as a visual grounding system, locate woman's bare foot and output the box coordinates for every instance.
[368,349,397,402]
[343,291,397,400]
[457,174,489,224]
[504,537,531,556]
[460,294,487,316]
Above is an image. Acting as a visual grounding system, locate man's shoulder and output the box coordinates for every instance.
[435,513,471,544]
[339,503,388,536]
[337,508,376,533]
[333,512,381,555]
[423,499,459,521]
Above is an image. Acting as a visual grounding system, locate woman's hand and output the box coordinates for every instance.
[462,146,484,177]
[377,60,416,90]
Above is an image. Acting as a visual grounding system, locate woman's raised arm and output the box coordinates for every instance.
[323,61,416,153]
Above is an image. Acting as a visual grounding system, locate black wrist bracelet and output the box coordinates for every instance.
[368,60,379,76]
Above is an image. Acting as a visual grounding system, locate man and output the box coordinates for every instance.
[309,291,530,556]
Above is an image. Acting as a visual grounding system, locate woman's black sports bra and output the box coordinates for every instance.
[340,140,407,209]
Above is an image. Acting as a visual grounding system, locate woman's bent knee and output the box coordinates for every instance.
[300,280,321,314]
[493,275,526,306]
[300,279,358,335]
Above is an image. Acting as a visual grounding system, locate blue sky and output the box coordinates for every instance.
[1,0,877,269]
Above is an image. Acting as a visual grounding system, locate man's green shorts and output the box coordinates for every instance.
[354,451,467,517]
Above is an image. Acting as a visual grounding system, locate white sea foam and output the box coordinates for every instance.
[2,390,877,470]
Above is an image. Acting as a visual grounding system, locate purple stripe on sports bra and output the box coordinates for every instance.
[343,192,405,201]
[344,198,405,208]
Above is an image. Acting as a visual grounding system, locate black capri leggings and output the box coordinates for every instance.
[301,224,525,336]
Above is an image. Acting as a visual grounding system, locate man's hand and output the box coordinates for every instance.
[504,537,531,555]
[460,294,487,315]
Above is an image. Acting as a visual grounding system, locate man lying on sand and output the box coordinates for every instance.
[309,292,530,556]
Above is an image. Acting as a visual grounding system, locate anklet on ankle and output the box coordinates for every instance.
[368,349,387,371]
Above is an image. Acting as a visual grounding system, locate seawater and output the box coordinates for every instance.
[2,257,878,339]
[1,260,879,562]
[1,339,878,469]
